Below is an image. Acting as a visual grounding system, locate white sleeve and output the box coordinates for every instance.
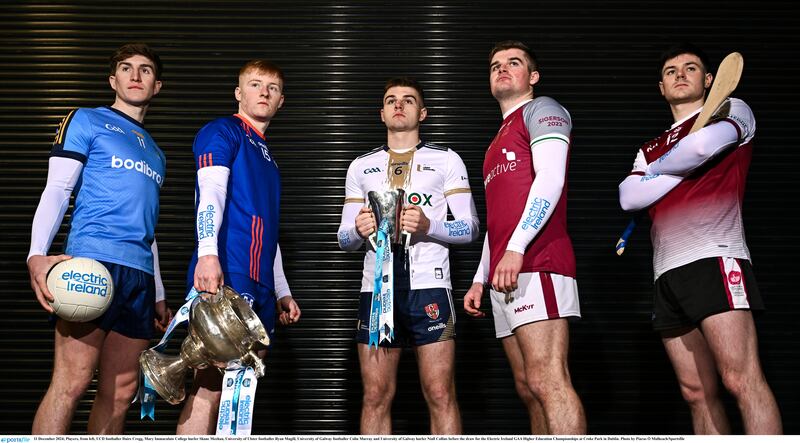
[337,202,365,250]
[506,138,568,254]
[337,160,366,251]
[618,173,684,211]
[151,239,165,303]
[646,121,741,177]
[426,192,479,244]
[472,234,490,285]
[427,150,479,244]
[273,243,291,299]
[196,166,230,257]
[27,157,83,261]
[618,149,683,211]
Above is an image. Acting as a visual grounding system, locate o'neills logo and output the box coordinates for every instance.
[514,303,535,314]
[427,323,446,332]
[111,155,163,186]
[728,270,742,285]
[59,270,110,296]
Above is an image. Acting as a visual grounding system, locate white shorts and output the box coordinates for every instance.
[490,272,581,338]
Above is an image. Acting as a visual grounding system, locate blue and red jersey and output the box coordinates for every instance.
[188,115,281,289]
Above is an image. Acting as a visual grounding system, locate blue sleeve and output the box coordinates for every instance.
[193,119,239,169]
[51,108,93,163]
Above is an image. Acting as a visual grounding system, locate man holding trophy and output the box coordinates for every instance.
[176,59,301,434]
[337,77,479,434]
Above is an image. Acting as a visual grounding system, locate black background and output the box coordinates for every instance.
[0,0,797,435]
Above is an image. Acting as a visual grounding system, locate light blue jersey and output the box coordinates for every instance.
[51,106,166,274]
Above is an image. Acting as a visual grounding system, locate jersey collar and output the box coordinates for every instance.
[104,106,146,129]
[503,98,533,120]
[672,107,702,129]
[234,114,266,139]
[383,140,425,154]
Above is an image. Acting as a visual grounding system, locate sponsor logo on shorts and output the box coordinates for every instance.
[425,303,439,320]
[427,323,446,332]
[728,270,742,285]
[514,303,535,314]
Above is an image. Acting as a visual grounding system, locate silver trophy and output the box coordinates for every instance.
[139,286,270,404]
[367,189,410,250]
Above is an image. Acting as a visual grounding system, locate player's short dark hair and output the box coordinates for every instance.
[658,42,711,78]
[490,40,538,72]
[239,59,285,89]
[383,76,425,107]
[109,43,163,80]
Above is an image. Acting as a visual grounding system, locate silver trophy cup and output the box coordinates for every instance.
[367,189,410,250]
[139,286,270,405]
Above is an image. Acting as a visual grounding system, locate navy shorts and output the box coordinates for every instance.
[357,287,455,348]
[653,257,764,331]
[92,261,155,340]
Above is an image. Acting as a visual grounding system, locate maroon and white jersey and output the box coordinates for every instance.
[633,98,756,280]
[483,96,576,280]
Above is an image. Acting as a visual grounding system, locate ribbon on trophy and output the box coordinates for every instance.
[369,218,395,348]
[217,365,258,435]
[136,288,201,420]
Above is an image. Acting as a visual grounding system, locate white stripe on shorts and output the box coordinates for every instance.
[490,272,581,338]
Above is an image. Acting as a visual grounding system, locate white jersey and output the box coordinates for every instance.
[339,142,478,291]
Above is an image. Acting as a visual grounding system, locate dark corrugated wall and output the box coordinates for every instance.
[0,0,797,435]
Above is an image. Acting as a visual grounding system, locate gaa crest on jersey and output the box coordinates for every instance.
[498,116,515,138]
[424,303,439,320]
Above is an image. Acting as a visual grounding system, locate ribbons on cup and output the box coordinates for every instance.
[217,366,258,435]
[137,286,269,423]
[137,289,200,420]
[369,218,395,348]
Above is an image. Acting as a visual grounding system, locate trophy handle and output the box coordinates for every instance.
[402,230,410,249]
[368,232,378,250]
